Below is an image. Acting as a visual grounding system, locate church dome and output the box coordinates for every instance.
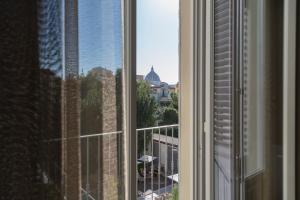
[145,66,161,85]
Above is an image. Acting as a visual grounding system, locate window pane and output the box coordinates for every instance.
[78,0,124,199]
[0,0,125,199]
[243,0,284,200]
[136,0,180,199]
[242,0,265,176]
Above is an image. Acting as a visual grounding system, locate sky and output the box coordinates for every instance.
[137,0,179,84]
[78,0,179,84]
[78,0,122,73]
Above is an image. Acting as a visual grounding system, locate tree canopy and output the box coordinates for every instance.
[136,80,158,128]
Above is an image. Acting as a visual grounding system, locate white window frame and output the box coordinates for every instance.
[123,0,137,199]
[178,0,195,199]
[123,0,298,199]
[123,0,208,199]
[179,0,210,199]
[283,0,296,200]
[204,0,214,199]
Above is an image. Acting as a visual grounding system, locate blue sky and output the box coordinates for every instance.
[137,0,179,84]
[78,0,122,73]
[79,0,179,84]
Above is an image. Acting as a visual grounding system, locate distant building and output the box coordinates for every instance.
[88,66,114,80]
[175,82,179,94]
[168,84,177,94]
[144,66,178,104]
[136,75,144,81]
[145,66,161,86]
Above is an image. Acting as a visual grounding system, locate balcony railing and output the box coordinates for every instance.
[136,125,179,199]
[80,130,123,200]
[62,124,179,200]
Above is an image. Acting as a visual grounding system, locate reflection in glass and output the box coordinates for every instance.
[1,0,124,199]
[242,0,265,177]
[242,0,283,200]
[78,0,124,199]
[38,0,65,198]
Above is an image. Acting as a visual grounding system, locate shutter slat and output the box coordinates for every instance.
[213,0,233,199]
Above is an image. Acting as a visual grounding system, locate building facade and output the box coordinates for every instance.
[142,66,177,104]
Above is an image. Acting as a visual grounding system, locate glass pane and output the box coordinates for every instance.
[242,0,284,199]
[78,0,124,199]
[242,0,265,176]
[0,0,65,199]
[0,0,124,199]
[136,0,180,199]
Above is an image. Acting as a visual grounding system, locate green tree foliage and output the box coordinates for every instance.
[115,68,123,130]
[171,185,179,200]
[80,73,103,135]
[166,184,179,200]
[170,92,178,110]
[136,81,157,156]
[161,107,178,125]
[159,92,179,126]
[158,92,179,137]
[136,81,157,128]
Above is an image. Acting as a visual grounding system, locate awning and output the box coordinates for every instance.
[138,155,157,163]
[167,173,179,183]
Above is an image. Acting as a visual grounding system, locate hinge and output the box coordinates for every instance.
[235,153,243,183]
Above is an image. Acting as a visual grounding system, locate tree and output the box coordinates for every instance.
[171,185,179,200]
[157,92,179,137]
[136,81,157,156]
[136,81,157,128]
[115,68,123,131]
[80,73,103,135]
[161,107,178,125]
[158,92,178,126]
[170,92,178,110]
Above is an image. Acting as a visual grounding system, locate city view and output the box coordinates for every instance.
[136,0,179,199]
[79,65,179,199]
[79,0,179,199]
[136,67,179,199]
[2,0,296,200]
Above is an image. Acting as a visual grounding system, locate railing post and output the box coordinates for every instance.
[97,135,100,200]
[86,137,90,199]
[158,128,161,194]
[108,134,111,179]
[151,128,154,199]
[165,127,168,195]
[144,129,146,196]
[136,130,138,196]
[172,127,174,189]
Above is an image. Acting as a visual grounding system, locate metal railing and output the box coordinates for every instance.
[136,124,179,199]
[80,130,123,200]
[48,125,179,200]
